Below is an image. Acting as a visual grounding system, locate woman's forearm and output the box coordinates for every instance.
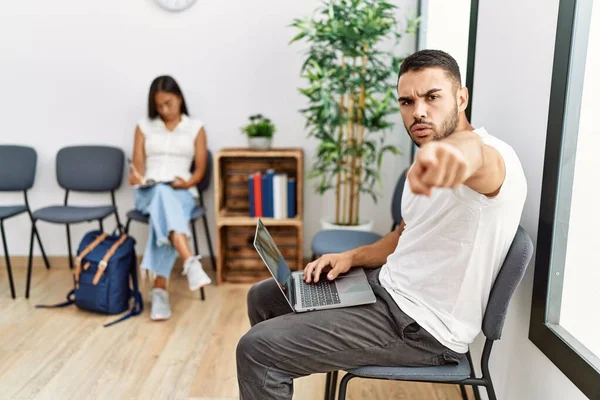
[186,168,205,187]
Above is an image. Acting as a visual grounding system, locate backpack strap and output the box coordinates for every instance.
[74,233,108,288]
[35,289,75,309]
[92,234,128,285]
[104,253,144,327]
[75,232,108,267]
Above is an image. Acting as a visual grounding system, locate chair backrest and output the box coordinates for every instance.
[191,149,213,193]
[56,146,124,192]
[390,168,408,227]
[482,226,534,340]
[0,145,37,191]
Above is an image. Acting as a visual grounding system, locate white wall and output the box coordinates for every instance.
[419,0,471,86]
[470,0,588,399]
[0,0,417,258]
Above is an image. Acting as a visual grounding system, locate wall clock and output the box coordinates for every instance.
[155,0,198,12]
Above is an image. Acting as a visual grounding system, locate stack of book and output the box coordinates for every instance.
[248,169,296,218]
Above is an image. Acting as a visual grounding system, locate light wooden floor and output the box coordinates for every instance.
[0,258,469,400]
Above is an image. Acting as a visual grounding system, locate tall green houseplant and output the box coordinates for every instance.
[291,0,417,226]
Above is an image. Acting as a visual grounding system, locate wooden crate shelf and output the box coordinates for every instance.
[214,148,304,284]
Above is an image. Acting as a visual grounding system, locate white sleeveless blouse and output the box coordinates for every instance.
[137,115,202,195]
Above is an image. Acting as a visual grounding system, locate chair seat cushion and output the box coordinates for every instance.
[347,353,471,382]
[311,229,383,256]
[33,205,115,224]
[126,209,149,223]
[190,206,205,221]
[0,205,27,220]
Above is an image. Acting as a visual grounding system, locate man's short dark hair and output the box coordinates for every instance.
[398,49,462,89]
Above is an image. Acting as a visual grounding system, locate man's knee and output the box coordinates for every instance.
[236,328,269,383]
[236,329,261,362]
[246,281,263,309]
[247,281,265,325]
[247,278,276,308]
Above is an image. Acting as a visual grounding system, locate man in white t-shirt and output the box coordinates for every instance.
[236,49,527,400]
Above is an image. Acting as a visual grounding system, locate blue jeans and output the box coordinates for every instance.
[135,184,195,278]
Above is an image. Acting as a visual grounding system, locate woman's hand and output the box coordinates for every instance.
[128,171,143,186]
[171,176,190,189]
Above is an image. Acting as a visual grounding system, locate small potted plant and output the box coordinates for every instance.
[241,114,276,149]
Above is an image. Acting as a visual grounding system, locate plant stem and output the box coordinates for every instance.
[343,94,354,225]
[335,55,346,225]
[354,44,368,224]
[345,58,357,225]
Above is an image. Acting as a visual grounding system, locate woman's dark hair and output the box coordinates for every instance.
[398,49,462,89]
[148,75,189,119]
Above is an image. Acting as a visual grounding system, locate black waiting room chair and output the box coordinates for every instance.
[323,226,534,400]
[0,145,50,298]
[124,150,217,301]
[25,145,125,298]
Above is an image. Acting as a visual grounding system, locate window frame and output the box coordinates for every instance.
[528,0,600,398]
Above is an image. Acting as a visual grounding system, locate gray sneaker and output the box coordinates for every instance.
[150,288,172,321]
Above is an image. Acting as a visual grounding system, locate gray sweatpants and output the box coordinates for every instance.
[236,268,461,399]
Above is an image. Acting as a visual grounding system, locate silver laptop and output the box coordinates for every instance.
[253,219,376,312]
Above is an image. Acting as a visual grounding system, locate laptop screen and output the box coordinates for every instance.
[253,219,293,303]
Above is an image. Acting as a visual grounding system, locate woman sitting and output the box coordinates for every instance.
[129,75,211,321]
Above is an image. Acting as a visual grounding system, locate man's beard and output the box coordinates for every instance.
[405,103,459,146]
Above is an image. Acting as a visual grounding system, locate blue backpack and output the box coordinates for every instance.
[37,230,143,327]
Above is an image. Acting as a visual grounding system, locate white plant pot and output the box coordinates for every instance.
[248,137,272,149]
[320,217,374,232]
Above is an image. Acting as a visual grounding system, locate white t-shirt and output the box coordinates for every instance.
[378,127,527,353]
[137,114,203,196]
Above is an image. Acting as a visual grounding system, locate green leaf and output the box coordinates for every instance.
[290,0,414,220]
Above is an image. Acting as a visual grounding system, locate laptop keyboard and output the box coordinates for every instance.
[299,279,341,308]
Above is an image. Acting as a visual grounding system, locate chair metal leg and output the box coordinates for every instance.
[0,221,16,299]
[329,370,338,400]
[99,219,104,232]
[486,383,497,400]
[460,384,469,400]
[467,350,482,400]
[201,214,217,271]
[324,372,332,400]
[25,225,35,298]
[114,211,123,234]
[191,222,207,301]
[191,221,200,255]
[33,225,50,270]
[25,192,50,269]
[337,372,354,400]
[66,224,74,270]
[125,218,132,234]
